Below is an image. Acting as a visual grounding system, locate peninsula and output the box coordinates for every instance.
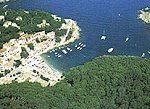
[0,8,80,86]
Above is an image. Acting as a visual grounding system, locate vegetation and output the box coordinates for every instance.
[40,75,50,82]
[0,7,66,49]
[20,47,29,58]
[55,37,61,43]
[27,43,34,50]
[0,73,4,78]
[55,29,67,37]
[13,60,22,68]
[4,69,10,75]
[35,37,40,43]
[66,30,72,41]
[0,56,149,109]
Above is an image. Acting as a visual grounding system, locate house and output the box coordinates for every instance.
[16,16,23,21]
[37,20,50,28]
[0,15,5,21]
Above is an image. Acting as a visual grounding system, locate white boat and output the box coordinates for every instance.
[108,48,114,53]
[141,53,145,57]
[101,35,106,40]
[148,51,150,54]
[57,54,62,58]
[62,50,67,54]
[83,44,86,47]
[80,43,84,46]
[125,37,129,42]
[50,51,52,53]
[3,5,8,8]
[67,47,71,51]
[75,45,78,48]
[79,47,83,50]
[55,52,58,55]
[77,46,80,50]
[101,30,107,40]
[79,42,82,45]
[70,49,73,52]
[47,56,50,58]
[58,55,61,58]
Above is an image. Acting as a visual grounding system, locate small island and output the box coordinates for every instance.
[0,8,80,86]
[138,7,150,24]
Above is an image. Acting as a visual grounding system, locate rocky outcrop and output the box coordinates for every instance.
[138,7,150,24]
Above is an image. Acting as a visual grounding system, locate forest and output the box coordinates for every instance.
[0,7,66,49]
[0,56,149,109]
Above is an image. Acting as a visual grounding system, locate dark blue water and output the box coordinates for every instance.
[3,0,150,72]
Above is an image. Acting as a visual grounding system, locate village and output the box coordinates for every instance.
[0,17,80,87]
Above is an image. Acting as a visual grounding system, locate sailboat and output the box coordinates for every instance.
[101,30,107,40]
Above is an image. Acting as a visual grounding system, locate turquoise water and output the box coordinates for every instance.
[3,0,150,72]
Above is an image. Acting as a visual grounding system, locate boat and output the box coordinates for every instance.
[125,37,129,42]
[79,42,82,45]
[47,56,50,58]
[3,5,8,8]
[108,48,114,53]
[83,44,86,47]
[55,52,58,55]
[58,55,61,58]
[101,35,106,40]
[62,49,67,54]
[148,51,150,54]
[75,45,78,48]
[80,43,84,46]
[70,49,73,52]
[57,54,62,58]
[141,53,145,57]
[77,47,80,50]
[79,47,83,50]
[67,47,71,51]
[50,50,52,53]
[101,30,107,40]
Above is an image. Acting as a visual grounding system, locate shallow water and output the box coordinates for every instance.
[3,0,150,72]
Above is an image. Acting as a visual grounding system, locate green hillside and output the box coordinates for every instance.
[0,56,150,109]
[0,7,66,49]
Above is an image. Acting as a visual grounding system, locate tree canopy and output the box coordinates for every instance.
[0,7,65,49]
[0,56,149,109]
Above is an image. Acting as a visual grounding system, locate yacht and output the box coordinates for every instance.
[75,45,78,48]
[79,47,83,50]
[79,42,82,45]
[3,5,8,8]
[108,48,114,53]
[62,49,67,54]
[77,47,80,50]
[83,44,86,47]
[101,30,106,40]
[141,53,145,57]
[125,37,129,42]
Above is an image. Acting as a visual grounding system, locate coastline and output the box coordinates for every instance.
[0,18,80,87]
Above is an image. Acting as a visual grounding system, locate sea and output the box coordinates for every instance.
[1,0,150,72]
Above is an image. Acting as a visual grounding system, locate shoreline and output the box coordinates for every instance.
[0,18,80,87]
